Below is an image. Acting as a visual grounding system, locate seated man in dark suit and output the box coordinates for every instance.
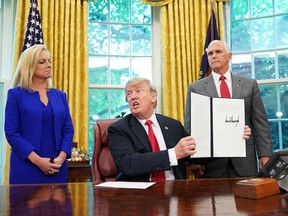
[108,77,251,181]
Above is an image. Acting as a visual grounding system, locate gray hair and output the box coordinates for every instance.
[125,77,158,108]
[205,40,231,53]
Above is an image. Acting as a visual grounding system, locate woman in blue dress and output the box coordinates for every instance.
[5,44,74,184]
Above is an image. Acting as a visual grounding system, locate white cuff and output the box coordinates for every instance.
[168,148,178,166]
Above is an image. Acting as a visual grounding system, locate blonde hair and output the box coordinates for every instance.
[11,44,52,89]
[125,77,158,108]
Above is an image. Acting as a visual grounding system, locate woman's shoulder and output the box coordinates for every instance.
[8,86,27,95]
[49,88,67,96]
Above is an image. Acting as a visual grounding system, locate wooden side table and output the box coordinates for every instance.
[68,161,92,182]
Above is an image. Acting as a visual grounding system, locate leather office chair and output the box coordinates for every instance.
[92,118,120,184]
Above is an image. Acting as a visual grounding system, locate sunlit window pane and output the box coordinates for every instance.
[282,122,288,149]
[89,56,108,84]
[110,0,129,23]
[278,50,288,78]
[254,52,275,80]
[131,57,152,80]
[252,17,274,50]
[110,57,130,84]
[275,0,288,14]
[231,54,252,78]
[89,89,129,120]
[110,89,130,117]
[132,25,151,55]
[281,90,288,119]
[89,89,109,120]
[259,85,278,119]
[131,0,151,24]
[276,15,288,48]
[251,0,273,18]
[110,24,130,55]
[231,20,251,52]
[269,122,280,150]
[88,23,108,55]
[89,0,108,22]
[231,0,249,20]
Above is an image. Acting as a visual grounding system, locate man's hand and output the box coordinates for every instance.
[243,125,251,140]
[174,136,196,160]
[259,156,270,168]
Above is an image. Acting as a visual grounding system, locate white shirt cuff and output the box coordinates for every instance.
[168,148,178,166]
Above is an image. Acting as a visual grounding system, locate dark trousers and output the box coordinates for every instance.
[220,158,240,178]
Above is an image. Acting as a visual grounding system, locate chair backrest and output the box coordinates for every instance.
[92,118,120,184]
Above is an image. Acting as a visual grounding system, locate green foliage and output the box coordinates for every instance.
[251,0,273,17]
[231,0,288,152]
[231,0,249,20]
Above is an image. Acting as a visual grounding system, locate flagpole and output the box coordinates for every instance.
[199,1,220,79]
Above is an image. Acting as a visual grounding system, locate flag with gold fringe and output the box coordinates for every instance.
[199,9,220,79]
[22,0,44,52]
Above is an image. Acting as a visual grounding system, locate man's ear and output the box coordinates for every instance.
[151,94,157,103]
[228,52,232,61]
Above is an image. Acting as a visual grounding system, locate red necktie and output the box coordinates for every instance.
[220,75,231,98]
[145,120,166,181]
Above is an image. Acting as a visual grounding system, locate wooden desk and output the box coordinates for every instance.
[1,179,288,215]
[68,162,92,182]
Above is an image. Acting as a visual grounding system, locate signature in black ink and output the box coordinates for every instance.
[225,115,239,127]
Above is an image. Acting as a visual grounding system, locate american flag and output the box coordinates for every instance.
[22,0,44,52]
[199,9,220,79]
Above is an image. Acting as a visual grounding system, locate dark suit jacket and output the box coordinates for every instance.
[184,73,273,177]
[108,113,189,181]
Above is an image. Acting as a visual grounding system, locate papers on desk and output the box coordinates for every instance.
[94,181,156,189]
[190,92,246,158]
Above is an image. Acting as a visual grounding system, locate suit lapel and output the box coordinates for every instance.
[129,114,178,151]
[129,116,152,151]
[156,115,175,149]
[205,73,243,98]
[231,74,243,98]
[204,76,219,97]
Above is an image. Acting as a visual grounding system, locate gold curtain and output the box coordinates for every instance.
[4,0,88,184]
[161,0,225,123]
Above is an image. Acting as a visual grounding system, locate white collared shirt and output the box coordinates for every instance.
[137,113,177,180]
[212,71,232,97]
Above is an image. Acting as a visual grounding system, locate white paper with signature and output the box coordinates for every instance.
[190,92,246,158]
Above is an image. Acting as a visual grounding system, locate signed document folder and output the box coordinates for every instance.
[190,92,246,158]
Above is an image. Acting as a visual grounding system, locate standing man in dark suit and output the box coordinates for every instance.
[184,40,272,178]
[109,77,251,181]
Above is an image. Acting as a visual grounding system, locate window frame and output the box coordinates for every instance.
[230,0,288,152]
[87,2,161,156]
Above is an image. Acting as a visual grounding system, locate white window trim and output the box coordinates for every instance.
[151,6,162,114]
[0,0,14,185]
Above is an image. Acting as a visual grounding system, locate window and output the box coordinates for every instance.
[88,0,153,155]
[230,0,288,151]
